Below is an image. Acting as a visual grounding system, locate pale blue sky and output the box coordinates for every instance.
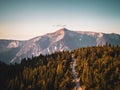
[0,0,120,40]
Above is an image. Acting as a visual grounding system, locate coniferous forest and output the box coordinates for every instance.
[0,45,120,90]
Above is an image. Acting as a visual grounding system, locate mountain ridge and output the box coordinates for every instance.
[0,28,120,64]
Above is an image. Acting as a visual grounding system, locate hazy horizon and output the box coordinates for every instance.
[0,0,120,40]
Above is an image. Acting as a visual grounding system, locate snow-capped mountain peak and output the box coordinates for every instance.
[0,28,120,64]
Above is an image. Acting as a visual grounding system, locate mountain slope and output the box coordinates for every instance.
[0,40,25,64]
[0,28,120,63]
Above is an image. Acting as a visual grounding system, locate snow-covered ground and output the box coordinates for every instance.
[72,55,82,90]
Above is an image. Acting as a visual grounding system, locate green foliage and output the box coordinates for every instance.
[0,45,120,90]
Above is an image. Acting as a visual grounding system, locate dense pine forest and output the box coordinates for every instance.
[0,45,120,90]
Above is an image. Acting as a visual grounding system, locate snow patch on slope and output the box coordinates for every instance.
[7,41,19,48]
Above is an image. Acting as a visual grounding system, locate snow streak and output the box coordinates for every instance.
[72,55,82,90]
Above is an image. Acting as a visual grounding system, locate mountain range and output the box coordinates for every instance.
[0,28,120,64]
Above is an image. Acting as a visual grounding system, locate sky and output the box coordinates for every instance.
[0,0,120,40]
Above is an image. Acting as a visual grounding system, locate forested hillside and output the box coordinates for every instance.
[0,45,120,90]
